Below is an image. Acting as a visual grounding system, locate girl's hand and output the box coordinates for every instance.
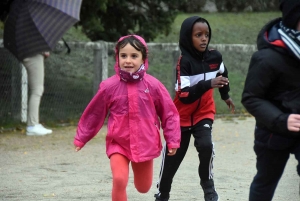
[75,146,81,152]
[167,148,177,156]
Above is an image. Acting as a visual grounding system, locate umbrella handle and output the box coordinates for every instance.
[61,38,71,54]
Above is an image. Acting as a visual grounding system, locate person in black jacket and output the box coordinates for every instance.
[0,0,13,22]
[241,0,300,200]
[154,16,235,201]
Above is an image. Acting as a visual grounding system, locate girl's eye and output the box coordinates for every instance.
[120,55,127,58]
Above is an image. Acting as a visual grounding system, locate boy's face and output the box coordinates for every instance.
[192,22,209,52]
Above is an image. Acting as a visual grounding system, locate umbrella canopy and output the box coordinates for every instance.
[3,0,82,61]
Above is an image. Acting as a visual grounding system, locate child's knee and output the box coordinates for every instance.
[113,176,128,190]
[134,177,152,193]
[31,86,44,96]
[135,183,151,193]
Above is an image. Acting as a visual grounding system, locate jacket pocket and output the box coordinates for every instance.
[277,88,300,114]
[267,134,295,150]
[255,126,295,150]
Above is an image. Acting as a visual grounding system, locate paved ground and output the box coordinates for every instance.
[0,117,298,201]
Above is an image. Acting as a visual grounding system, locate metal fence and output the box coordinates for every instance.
[0,39,256,128]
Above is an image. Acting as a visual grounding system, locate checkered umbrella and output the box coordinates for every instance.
[3,0,82,61]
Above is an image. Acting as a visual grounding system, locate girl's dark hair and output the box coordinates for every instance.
[116,36,147,60]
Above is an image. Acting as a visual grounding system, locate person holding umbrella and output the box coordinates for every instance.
[1,0,53,135]
[22,52,53,135]
[0,0,13,22]
[3,0,82,135]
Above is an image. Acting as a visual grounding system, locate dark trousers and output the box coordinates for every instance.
[157,119,215,196]
[249,127,300,201]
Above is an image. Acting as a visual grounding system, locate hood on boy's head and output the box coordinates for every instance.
[179,16,211,57]
[279,0,300,29]
[114,34,149,72]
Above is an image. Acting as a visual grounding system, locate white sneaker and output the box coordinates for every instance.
[26,124,52,136]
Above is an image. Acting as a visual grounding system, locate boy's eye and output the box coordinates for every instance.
[195,33,209,38]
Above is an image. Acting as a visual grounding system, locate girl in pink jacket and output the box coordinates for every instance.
[74,35,181,201]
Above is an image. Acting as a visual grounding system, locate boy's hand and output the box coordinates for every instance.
[211,75,229,88]
[167,148,177,156]
[287,114,300,132]
[75,146,81,152]
[224,98,235,114]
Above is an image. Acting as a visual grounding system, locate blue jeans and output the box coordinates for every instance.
[249,126,300,201]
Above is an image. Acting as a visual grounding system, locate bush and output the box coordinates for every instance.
[181,0,207,13]
[214,0,279,12]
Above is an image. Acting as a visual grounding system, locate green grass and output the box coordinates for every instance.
[153,12,281,44]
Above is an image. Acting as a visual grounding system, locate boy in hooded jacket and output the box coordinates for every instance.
[74,35,181,201]
[241,0,300,200]
[155,16,235,201]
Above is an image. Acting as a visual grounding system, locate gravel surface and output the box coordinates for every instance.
[0,117,298,201]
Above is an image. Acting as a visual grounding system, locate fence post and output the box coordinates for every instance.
[20,64,27,123]
[10,62,22,121]
[93,41,108,94]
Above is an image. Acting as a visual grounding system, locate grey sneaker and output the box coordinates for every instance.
[154,193,169,201]
[201,179,219,201]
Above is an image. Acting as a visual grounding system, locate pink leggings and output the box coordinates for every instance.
[110,153,153,201]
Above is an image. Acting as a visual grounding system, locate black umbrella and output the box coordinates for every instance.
[3,0,82,61]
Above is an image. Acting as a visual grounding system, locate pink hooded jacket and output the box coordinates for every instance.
[74,35,181,162]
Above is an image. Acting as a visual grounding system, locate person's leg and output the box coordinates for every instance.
[291,141,300,196]
[193,119,218,201]
[110,154,130,201]
[193,119,214,181]
[22,54,44,126]
[131,159,153,193]
[155,128,191,200]
[292,141,300,176]
[249,144,290,201]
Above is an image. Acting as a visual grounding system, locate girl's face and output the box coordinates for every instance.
[119,43,144,73]
[192,22,209,52]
